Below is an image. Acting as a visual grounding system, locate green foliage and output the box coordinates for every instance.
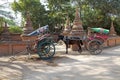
[0,16,16,27]
[46,0,75,32]
[9,26,23,34]
[114,16,120,35]
[87,0,120,15]
[0,17,3,26]
[0,27,3,35]
[4,19,16,26]
[10,0,120,35]
[0,17,4,34]
[11,0,47,29]
[84,0,120,35]
[47,0,70,11]
[70,0,120,35]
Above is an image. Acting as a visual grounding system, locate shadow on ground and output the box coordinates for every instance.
[0,45,120,80]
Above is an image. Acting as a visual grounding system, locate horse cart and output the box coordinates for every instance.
[10,25,109,60]
[10,25,56,60]
[58,27,109,55]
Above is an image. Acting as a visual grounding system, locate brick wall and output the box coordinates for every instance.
[0,44,9,56]
[0,41,27,56]
[0,36,120,56]
[101,37,120,48]
[10,33,22,41]
[71,36,120,51]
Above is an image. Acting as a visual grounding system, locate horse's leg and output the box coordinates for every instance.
[82,40,87,50]
[77,40,82,53]
[65,40,69,54]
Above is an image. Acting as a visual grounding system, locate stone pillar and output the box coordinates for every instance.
[61,17,71,36]
[23,11,33,34]
[109,21,117,36]
[70,7,84,37]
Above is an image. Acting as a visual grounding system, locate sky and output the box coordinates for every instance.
[0,0,15,6]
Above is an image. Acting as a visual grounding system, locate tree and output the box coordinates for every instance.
[11,0,47,29]
[0,17,4,34]
[87,0,120,15]
[46,0,75,28]
[11,0,120,34]
[86,0,120,34]
[0,3,15,26]
[70,0,120,32]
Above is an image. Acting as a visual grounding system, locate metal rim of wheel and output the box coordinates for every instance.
[37,42,55,60]
[88,40,103,55]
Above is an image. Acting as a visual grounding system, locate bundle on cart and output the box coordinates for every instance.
[21,25,49,41]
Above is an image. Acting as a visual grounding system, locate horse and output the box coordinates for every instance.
[57,35,83,54]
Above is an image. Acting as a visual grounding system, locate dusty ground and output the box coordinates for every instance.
[0,44,120,80]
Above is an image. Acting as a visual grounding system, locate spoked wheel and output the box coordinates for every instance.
[37,42,55,60]
[87,40,103,55]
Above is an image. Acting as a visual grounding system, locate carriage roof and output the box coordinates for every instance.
[90,28,109,34]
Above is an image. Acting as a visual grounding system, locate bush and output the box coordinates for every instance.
[9,26,23,34]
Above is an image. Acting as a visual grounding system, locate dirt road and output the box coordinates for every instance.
[0,45,120,80]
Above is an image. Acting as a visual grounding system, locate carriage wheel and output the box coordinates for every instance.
[37,42,55,60]
[87,40,103,55]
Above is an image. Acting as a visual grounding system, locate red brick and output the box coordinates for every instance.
[0,45,9,56]
[107,38,116,47]
[116,37,120,45]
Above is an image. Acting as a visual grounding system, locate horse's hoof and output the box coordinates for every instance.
[78,50,82,54]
